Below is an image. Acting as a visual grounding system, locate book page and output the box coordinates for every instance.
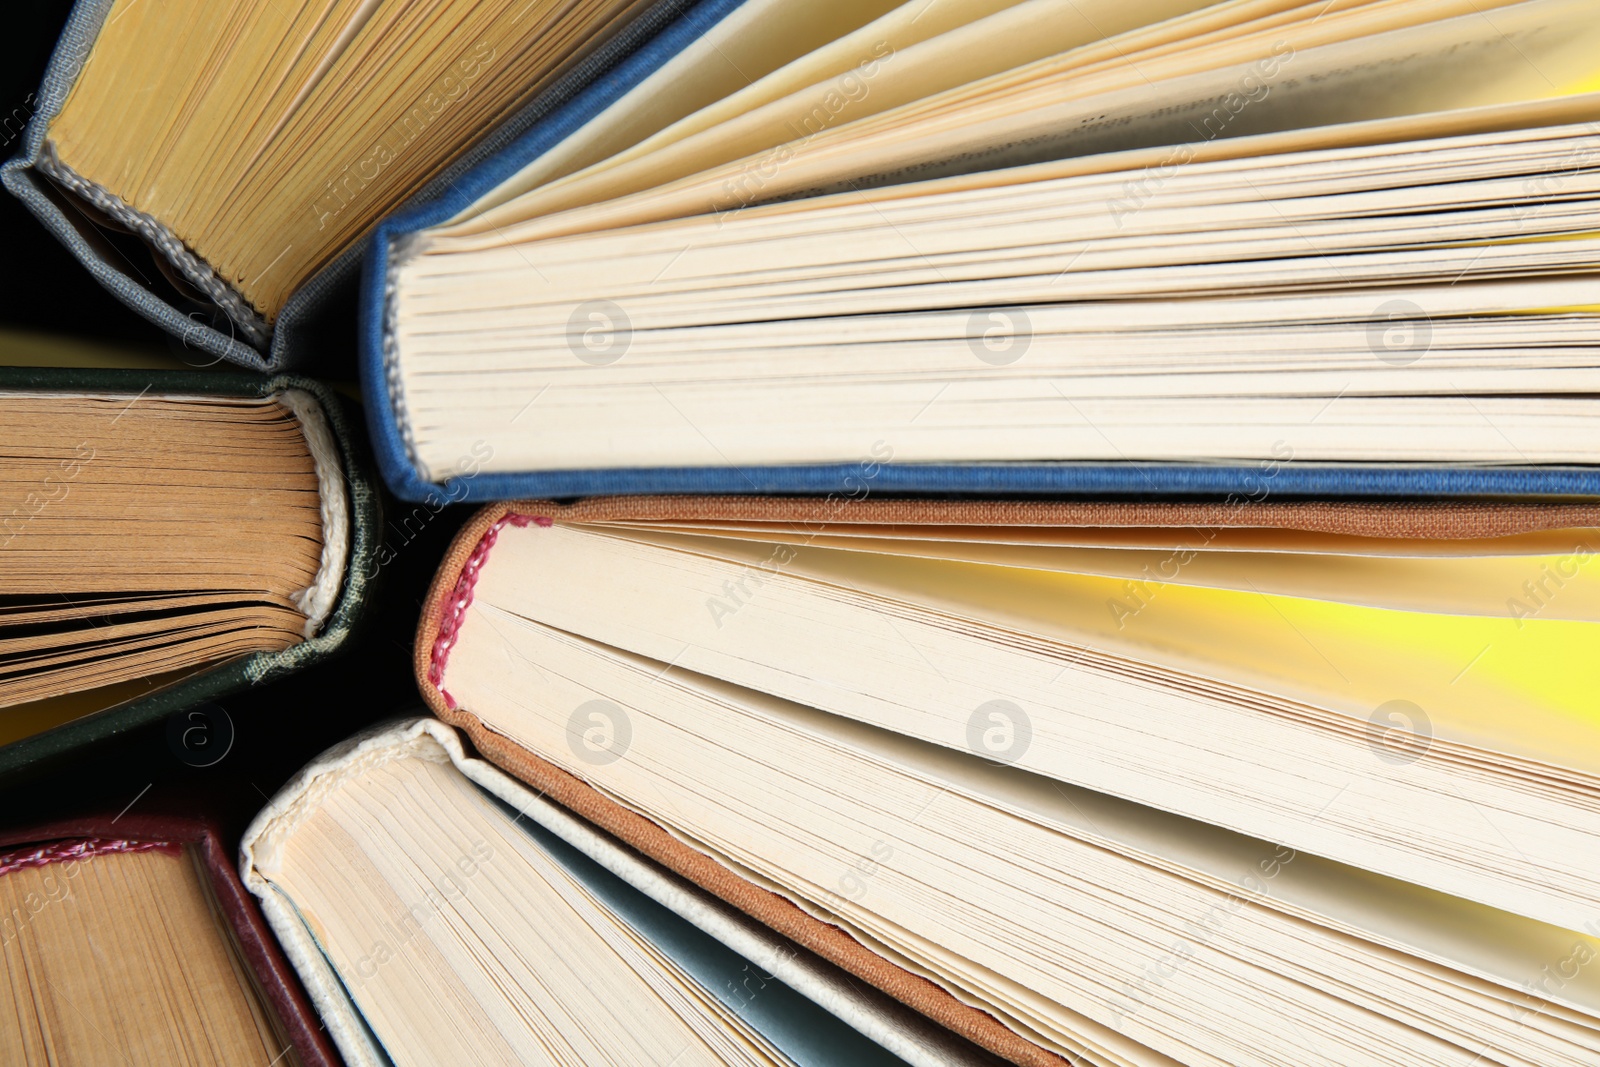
[477,523,1600,773]
[0,845,296,1065]
[681,530,1600,772]
[457,0,1223,232]
[260,752,798,1067]
[664,665,1600,1019]
[457,0,911,219]
[0,393,321,710]
[456,0,1598,245]
[605,525,1600,620]
[443,618,1600,1066]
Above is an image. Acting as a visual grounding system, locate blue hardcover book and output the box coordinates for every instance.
[359,0,1600,502]
[4,0,709,372]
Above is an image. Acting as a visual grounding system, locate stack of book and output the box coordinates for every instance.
[2,0,1597,1063]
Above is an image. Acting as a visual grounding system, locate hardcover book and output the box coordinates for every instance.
[0,366,378,778]
[0,809,338,1067]
[3,0,718,371]
[412,496,1600,1067]
[355,0,1600,501]
[241,718,991,1067]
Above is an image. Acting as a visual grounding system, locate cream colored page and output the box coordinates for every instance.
[605,526,1600,621]
[469,524,1600,773]
[742,0,1599,189]
[794,698,1600,1017]
[264,754,781,1067]
[442,625,1237,1067]
[457,0,908,219]
[408,116,1600,341]
[605,0,1041,153]
[418,185,1600,323]
[456,0,1217,233]
[430,85,1600,273]
[610,518,1600,558]
[680,531,1600,772]
[443,619,1600,1066]
[457,617,1600,1019]
[395,283,1600,478]
[446,523,1600,938]
[447,0,1590,247]
[804,85,1600,206]
[441,0,1316,242]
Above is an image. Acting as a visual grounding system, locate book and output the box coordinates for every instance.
[0,365,378,777]
[3,0,715,371]
[0,808,337,1066]
[359,0,1600,501]
[413,497,1600,1066]
[242,718,992,1067]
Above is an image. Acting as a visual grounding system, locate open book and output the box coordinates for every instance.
[415,497,1600,1066]
[0,366,375,775]
[359,0,1600,499]
[242,719,987,1067]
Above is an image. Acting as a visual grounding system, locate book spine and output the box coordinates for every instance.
[33,143,271,348]
[279,389,351,637]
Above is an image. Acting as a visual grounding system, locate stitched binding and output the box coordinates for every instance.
[35,142,273,350]
[383,233,424,475]
[280,390,350,638]
[428,513,551,707]
[249,732,453,873]
[0,838,177,876]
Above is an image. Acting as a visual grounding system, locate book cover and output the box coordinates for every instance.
[0,807,340,1066]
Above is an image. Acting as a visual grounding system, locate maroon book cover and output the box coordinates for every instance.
[0,807,341,1067]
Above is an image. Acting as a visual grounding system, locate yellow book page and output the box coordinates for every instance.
[659,529,1600,620]
[1566,70,1600,94]
[1002,563,1600,772]
[1089,570,1600,763]
[783,544,1600,773]
[0,667,211,748]
[0,329,183,370]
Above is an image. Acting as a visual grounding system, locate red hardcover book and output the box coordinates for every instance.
[0,809,339,1067]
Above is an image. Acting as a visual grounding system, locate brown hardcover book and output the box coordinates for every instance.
[415,497,1600,1067]
[0,810,339,1067]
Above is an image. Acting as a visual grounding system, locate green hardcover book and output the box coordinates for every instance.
[0,358,379,779]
